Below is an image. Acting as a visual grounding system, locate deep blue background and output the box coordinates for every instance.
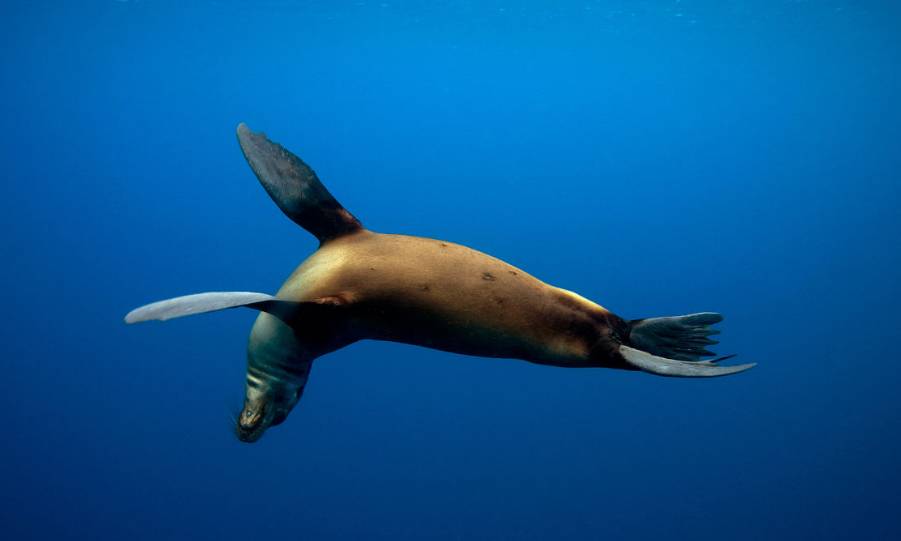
[3,1,900,539]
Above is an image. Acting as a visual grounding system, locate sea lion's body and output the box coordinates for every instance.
[125,123,755,443]
[269,230,626,367]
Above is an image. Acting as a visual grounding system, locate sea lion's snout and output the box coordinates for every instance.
[236,401,272,443]
[235,388,298,443]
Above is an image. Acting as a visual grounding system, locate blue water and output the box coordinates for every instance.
[3,1,900,539]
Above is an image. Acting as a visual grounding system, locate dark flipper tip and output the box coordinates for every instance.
[234,123,363,242]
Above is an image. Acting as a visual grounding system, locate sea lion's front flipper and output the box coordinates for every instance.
[236,123,363,243]
[619,345,755,378]
[124,292,302,324]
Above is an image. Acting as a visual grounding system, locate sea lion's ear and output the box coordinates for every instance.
[236,123,363,243]
[619,345,756,377]
[124,292,301,324]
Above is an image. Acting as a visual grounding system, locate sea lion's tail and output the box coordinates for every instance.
[620,312,755,377]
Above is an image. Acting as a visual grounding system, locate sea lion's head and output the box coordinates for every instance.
[235,315,310,443]
[235,377,304,443]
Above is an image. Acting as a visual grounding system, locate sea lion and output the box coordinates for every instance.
[126,123,754,443]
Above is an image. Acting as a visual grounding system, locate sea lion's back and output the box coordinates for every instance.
[281,231,601,363]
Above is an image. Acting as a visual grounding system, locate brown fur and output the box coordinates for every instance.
[276,230,631,369]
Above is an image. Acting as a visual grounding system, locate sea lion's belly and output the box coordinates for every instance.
[279,231,611,365]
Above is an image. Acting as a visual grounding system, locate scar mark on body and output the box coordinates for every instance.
[482,272,496,281]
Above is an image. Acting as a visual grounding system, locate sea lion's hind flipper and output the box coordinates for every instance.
[629,312,724,361]
[236,123,362,243]
[619,345,755,378]
[124,292,304,324]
